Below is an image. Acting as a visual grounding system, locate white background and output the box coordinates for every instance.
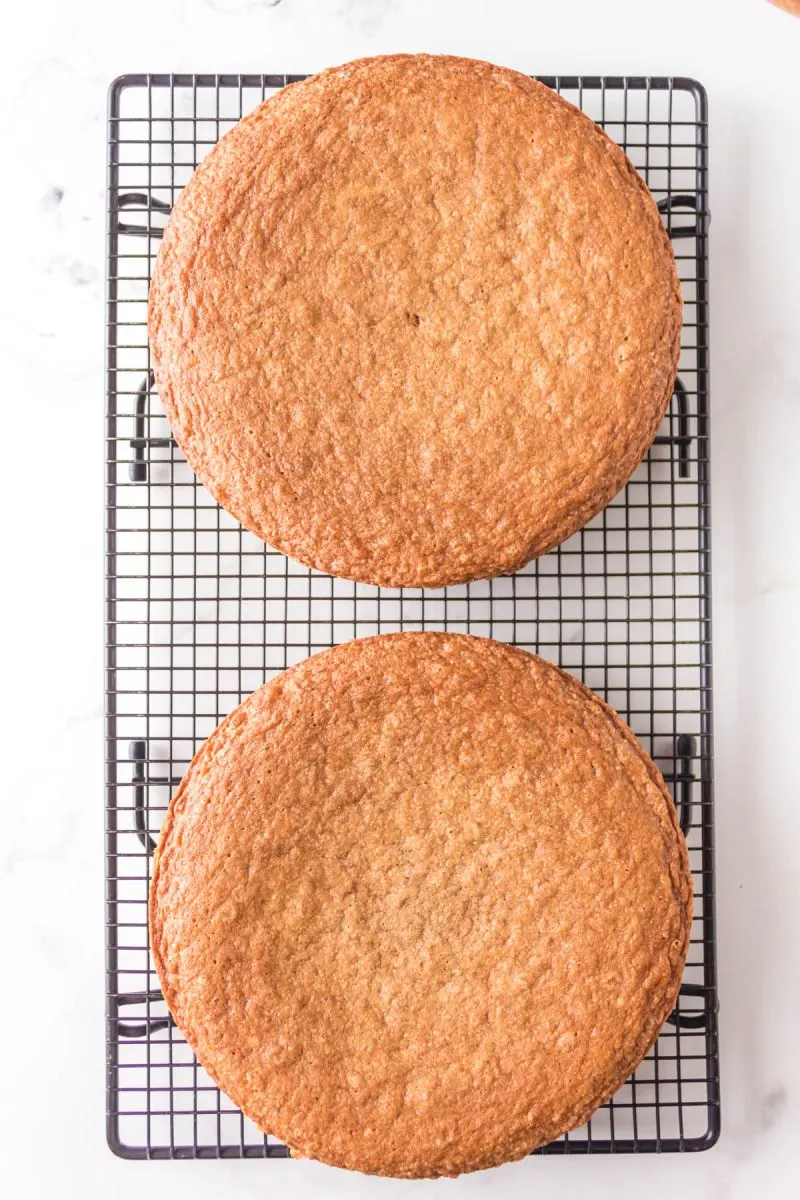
[2,1,799,1197]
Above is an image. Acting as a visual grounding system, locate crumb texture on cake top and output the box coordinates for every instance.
[150,632,692,1177]
[149,55,682,587]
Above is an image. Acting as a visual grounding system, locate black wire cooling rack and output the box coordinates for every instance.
[105,73,718,1160]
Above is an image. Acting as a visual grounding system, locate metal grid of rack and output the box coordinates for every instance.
[105,73,718,1159]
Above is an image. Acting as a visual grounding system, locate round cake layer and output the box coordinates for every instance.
[150,633,692,1177]
[148,55,682,587]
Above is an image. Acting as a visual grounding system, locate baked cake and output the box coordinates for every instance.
[148,55,682,587]
[150,633,692,1176]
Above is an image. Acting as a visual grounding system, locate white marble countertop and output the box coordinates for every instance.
[2,0,800,1196]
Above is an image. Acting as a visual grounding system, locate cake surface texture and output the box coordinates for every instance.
[150,632,693,1177]
[148,54,682,587]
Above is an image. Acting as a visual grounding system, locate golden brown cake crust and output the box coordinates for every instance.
[150,633,692,1177]
[148,55,682,588]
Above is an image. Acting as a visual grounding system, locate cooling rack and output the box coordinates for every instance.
[105,73,718,1159]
